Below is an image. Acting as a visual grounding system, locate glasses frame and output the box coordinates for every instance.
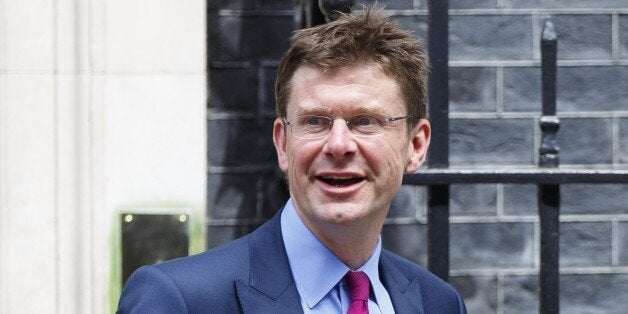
[283,114,415,139]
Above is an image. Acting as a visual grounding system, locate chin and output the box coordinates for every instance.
[318,204,369,225]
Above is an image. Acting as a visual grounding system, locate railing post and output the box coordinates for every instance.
[299,0,324,28]
[319,0,353,22]
[427,0,450,282]
[300,0,353,28]
[538,16,560,314]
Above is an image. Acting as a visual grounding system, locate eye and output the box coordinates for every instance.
[352,115,382,127]
[296,116,331,135]
[299,116,326,126]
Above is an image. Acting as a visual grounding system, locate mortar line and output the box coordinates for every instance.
[497,273,505,314]
[612,219,620,266]
[612,13,620,60]
[534,221,541,270]
[560,214,628,222]
[385,217,425,225]
[450,266,628,276]
[450,111,628,119]
[414,185,425,221]
[217,9,295,17]
[533,117,540,167]
[256,64,266,115]
[386,9,628,16]
[496,66,504,115]
[532,13,541,61]
[447,214,628,223]
[613,116,620,165]
[449,59,628,67]
[255,177,264,220]
[449,216,538,223]
[450,9,628,15]
[496,183,504,218]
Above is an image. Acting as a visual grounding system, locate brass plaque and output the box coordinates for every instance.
[121,213,189,285]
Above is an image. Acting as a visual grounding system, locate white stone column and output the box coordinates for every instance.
[0,1,207,313]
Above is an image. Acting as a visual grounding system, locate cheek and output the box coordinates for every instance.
[287,141,320,175]
[360,139,408,173]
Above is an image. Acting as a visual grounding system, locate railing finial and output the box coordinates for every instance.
[542,16,557,41]
[539,15,559,168]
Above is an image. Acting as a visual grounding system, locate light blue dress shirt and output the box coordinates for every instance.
[281,199,395,313]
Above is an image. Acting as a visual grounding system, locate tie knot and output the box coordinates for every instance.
[345,271,370,302]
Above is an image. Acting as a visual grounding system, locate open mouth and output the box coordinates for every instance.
[318,176,365,187]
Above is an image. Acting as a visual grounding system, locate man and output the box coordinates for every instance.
[118,7,466,313]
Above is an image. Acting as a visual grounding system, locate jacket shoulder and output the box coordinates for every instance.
[157,235,250,281]
[118,236,251,313]
[381,249,451,291]
[381,250,467,314]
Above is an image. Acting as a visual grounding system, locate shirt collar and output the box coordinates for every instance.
[280,199,383,309]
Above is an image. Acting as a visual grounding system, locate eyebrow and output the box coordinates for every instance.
[294,106,393,117]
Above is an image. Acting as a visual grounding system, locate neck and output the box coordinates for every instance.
[323,228,380,270]
[302,214,385,270]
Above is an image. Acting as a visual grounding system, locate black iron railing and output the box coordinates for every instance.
[538,17,560,314]
[426,0,451,284]
[304,1,628,313]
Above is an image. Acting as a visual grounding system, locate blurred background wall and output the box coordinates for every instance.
[209,0,628,313]
[0,1,206,313]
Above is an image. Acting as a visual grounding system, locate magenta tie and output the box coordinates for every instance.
[345,271,370,314]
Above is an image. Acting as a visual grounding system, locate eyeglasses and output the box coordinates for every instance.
[283,114,414,139]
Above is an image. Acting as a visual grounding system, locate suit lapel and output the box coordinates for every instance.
[380,252,425,314]
[235,211,304,314]
[234,211,428,313]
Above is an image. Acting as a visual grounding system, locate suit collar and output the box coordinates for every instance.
[235,209,304,313]
[281,200,349,308]
[379,251,425,314]
[234,209,427,313]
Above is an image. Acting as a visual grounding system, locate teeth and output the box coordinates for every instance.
[319,176,364,187]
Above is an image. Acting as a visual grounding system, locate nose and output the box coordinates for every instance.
[322,118,358,160]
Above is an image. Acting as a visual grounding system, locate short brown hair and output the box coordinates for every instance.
[275,7,428,123]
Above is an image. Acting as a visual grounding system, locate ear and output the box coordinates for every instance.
[405,119,431,173]
[273,117,289,172]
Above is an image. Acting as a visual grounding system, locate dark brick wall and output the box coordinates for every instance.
[208,1,628,312]
[207,0,294,244]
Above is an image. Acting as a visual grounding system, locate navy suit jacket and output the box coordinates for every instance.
[118,211,466,313]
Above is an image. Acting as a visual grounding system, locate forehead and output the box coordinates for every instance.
[287,65,405,115]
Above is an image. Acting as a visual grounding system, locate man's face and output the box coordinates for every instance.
[273,65,430,231]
